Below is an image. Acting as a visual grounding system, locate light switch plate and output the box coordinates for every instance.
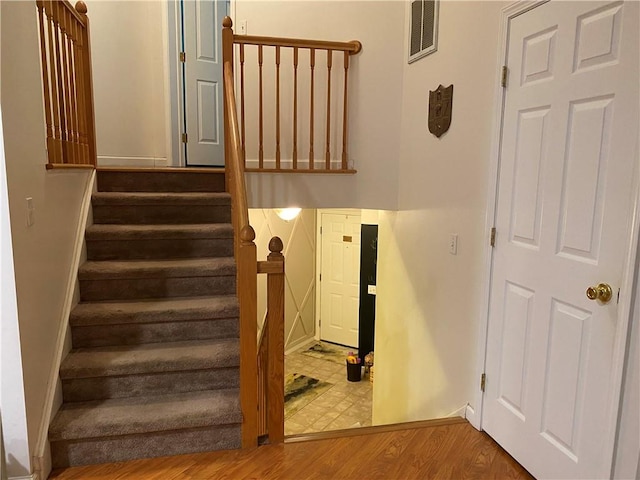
[367,285,377,295]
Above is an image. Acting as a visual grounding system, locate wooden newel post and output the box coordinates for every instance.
[222,16,234,193]
[75,1,96,166]
[238,224,258,448]
[266,236,285,443]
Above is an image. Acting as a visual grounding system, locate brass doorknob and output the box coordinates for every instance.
[586,283,613,304]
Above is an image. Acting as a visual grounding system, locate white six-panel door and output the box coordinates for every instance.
[320,213,361,348]
[484,1,639,478]
[183,0,226,166]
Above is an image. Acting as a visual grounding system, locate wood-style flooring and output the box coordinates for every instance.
[49,419,533,480]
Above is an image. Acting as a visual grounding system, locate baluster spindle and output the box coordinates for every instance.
[60,4,73,162]
[292,47,298,169]
[37,1,55,165]
[66,9,79,164]
[309,48,315,169]
[275,46,281,169]
[325,49,332,169]
[49,0,64,162]
[258,45,264,168]
[342,51,349,170]
[240,43,246,165]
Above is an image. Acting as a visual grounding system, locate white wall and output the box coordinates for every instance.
[250,208,316,351]
[1,2,92,476]
[236,1,405,210]
[86,0,171,167]
[373,1,505,425]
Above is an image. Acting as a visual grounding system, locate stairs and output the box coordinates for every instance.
[49,168,242,468]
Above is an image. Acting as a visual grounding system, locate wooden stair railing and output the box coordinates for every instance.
[223,31,285,447]
[222,17,362,173]
[36,0,96,169]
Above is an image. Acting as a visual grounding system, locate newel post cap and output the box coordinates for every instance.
[75,1,88,14]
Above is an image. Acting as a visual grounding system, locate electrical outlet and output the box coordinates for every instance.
[239,20,247,35]
[26,197,35,227]
[449,233,458,255]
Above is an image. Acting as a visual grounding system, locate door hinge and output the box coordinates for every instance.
[319,273,322,282]
[320,226,323,235]
[501,66,508,88]
[181,133,188,143]
[490,227,496,247]
[179,51,186,63]
[480,373,486,392]
[617,288,620,304]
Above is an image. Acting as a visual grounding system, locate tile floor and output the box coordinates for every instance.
[284,341,373,436]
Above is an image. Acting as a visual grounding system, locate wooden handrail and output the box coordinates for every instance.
[37,0,96,169]
[233,34,362,55]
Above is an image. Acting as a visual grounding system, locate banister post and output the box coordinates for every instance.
[222,16,234,193]
[75,1,97,166]
[238,225,258,448]
[266,237,285,444]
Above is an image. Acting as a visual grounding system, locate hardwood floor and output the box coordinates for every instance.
[49,419,533,479]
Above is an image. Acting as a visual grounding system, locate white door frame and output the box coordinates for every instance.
[473,1,640,475]
[315,209,361,342]
[167,0,186,166]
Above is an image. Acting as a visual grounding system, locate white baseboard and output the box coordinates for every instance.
[285,336,317,355]
[445,404,468,419]
[97,156,169,168]
[33,170,95,479]
[9,474,39,480]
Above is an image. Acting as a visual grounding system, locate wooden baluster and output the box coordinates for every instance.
[76,1,96,166]
[66,9,79,164]
[240,43,246,166]
[342,51,349,170]
[325,49,332,170]
[36,1,55,166]
[59,2,73,163]
[73,17,87,165]
[275,46,281,169]
[266,237,285,444]
[292,47,298,170]
[47,0,64,163]
[309,48,315,169]
[74,17,88,165]
[258,45,264,168]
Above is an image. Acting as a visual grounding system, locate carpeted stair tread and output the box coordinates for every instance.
[91,192,230,206]
[60,338,239,379]
[78,257,235,280]
[85,223,233,240]
[70,296,239,326]
[49,389,241,441]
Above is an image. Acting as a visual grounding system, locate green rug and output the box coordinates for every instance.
[284,373,332,418]
[300,342,348,365]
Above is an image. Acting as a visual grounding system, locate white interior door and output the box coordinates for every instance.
[484,2,639,479]
[320,213,361,348]
[182,0,226,166]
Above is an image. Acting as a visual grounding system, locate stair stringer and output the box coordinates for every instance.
[32,170,96,480]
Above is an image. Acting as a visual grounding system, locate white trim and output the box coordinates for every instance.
[444,404,467,419]
[285,336,316,356]
[476,2,640,477]
[97,156,169,168]
[167,0,185,167]
[9,474,39,480]
[465,404,476,424]
[33,170,95,478]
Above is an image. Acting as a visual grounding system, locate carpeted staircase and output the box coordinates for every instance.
[49,169,243,468]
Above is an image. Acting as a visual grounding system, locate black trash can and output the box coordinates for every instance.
[346,361,362,382]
